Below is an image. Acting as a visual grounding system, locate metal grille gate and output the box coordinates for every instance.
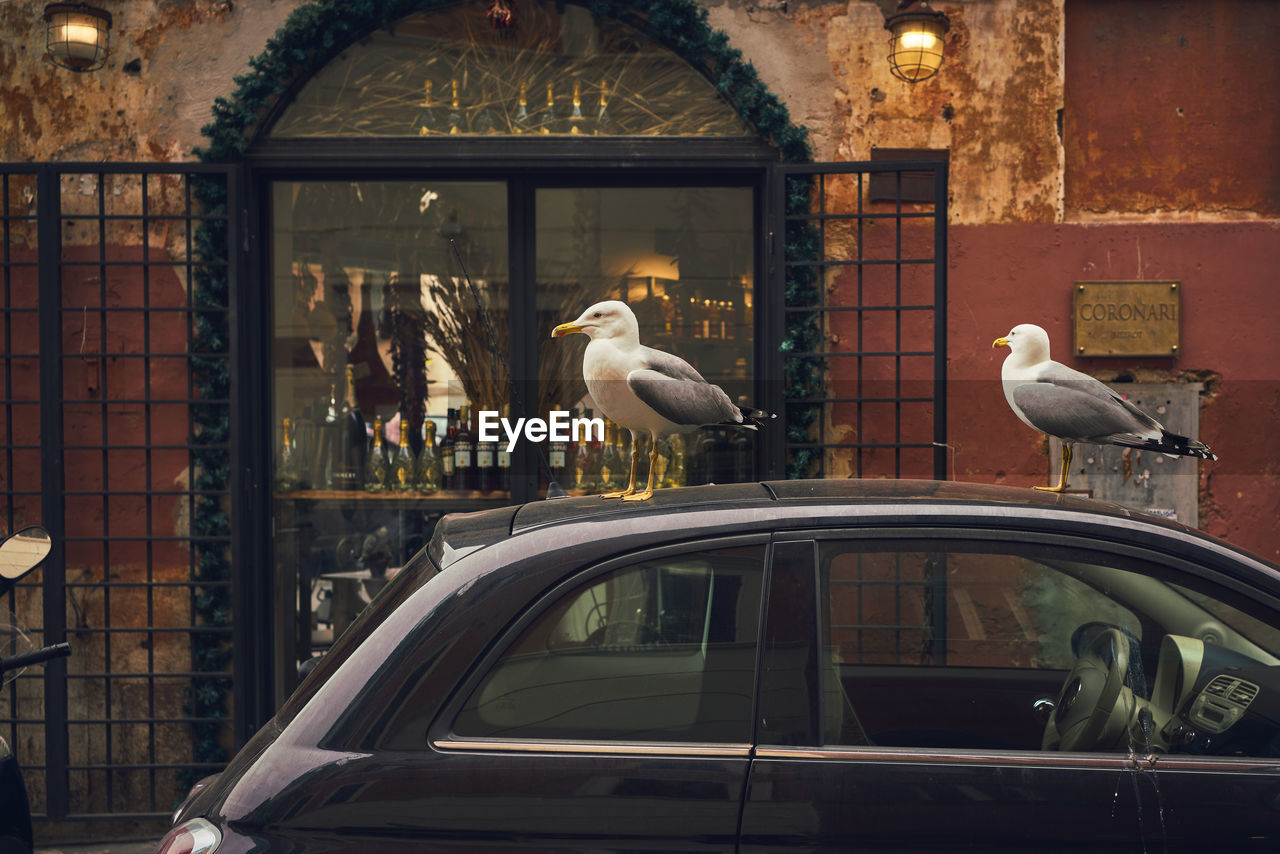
[772,161,947,481]
[0,164,237,828]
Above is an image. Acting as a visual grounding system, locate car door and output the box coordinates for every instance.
[737,532,1280,852]
[410,538,768,852]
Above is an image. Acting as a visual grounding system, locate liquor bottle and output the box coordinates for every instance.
[494,404,512,493]
[568,80,587,135]
[573,429,597,493]
[598,421,620,492]
[391,414,415,492]
[725,300,736,339]
[454,405,476,491]
[513,81,530,133]
[704,299,718,340]
[415,80,436,136]
[691,297,702,339]
[717,301,729,340]
[594,78,617,135]
[415,418,442,494]
[276,417,302,492]
[331,365,366,491]
[447,78,463,135]
[476,409,497,492]
[539,82,555,135]
[548,403,569,481]
[440,408,457,490]
[364,415,391,492]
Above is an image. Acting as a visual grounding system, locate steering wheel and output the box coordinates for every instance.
[1043,626,1131,751]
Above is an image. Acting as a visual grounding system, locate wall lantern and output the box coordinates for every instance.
[885,0,950,82]
[44,3,112,72]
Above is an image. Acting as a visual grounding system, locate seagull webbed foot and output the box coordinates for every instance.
[622,489,654,502]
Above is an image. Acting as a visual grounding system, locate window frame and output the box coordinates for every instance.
[431,532,771,753]
[769,525,1280,756]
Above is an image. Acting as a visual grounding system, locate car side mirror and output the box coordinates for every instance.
[0,526,51,593]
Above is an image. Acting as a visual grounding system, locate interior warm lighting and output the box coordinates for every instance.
[885,1,949,83]
[44,3,112,72]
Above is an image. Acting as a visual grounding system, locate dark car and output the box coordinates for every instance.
[158,480,1280,853]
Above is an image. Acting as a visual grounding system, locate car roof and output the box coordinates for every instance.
[429,479,1273,573]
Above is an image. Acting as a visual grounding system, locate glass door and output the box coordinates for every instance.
[270,180,508,696]
[268,178,757,699]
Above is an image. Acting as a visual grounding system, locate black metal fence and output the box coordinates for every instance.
[0,164,236,828]
[774,161,948,481]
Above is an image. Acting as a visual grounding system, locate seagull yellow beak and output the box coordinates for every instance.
[552,321,584,338]
[992,336,1010,349]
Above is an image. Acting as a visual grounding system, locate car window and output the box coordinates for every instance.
[814,540,1280,758]
[453,544,764,743]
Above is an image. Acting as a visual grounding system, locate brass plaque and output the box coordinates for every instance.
[1073,281,1180,357]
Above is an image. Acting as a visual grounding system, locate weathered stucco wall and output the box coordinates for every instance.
[0,0,298,161]
[2,0,1277,557]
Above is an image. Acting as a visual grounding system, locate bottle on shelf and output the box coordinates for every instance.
[573,427,597,493]
[512,81,530,133]
[495,403,512,493]
[415,418,443,494]
[598,421,620,492]
[725,300,736,340]
[547,403,569,483]
[440,408,457,490]
[276,417,302,492]
[539,82,556,135]
[330,365,367,491]
[476,407,497,492]
[391,414,415,492]
[364,415,391,492]
[446,78,463,135]
[668,433,687,488]
[454,404,476,491]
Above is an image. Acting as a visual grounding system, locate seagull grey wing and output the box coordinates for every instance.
[628,369,741,427]
[1012,382,1157,444]
[1037,362,1164,431]
[640,345,708,383]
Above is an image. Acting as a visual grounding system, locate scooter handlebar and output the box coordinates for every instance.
[0,642,71,674]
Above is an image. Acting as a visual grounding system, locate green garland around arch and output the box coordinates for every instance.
[190,1,824,775]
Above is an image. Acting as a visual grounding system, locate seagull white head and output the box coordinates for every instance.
[551,300,638,342]
[992,323,1051,365]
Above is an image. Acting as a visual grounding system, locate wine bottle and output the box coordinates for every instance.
[495,404,512,492]
[391,414,415,492]
[573,429,596,493]
[440,408,457,490]
[276,417,302,492]
[598,421,620,492]
[415,419,442,494]
[476,408,497,492]
[668,433,687,487]
[364,415,391,492]
[331,365,366,491]
[547,403,569,481]
[455,404,476,491]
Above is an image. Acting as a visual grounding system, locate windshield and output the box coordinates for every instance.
[276,546,440,725]
[1173,583,1280,659]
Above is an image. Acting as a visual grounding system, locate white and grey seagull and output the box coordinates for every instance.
[993,323,1216,493]
[552,300,770,501]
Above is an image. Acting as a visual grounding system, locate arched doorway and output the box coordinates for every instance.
[218,0,812,714]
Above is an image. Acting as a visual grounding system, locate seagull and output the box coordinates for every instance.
[552,300,770,500]
[993,323,1216,493]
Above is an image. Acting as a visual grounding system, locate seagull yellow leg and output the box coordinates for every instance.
[601,445,639,499]
[1034,443,1073,493]
[622,441,659,501]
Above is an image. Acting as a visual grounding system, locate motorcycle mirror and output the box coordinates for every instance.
[0,526,52,583]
